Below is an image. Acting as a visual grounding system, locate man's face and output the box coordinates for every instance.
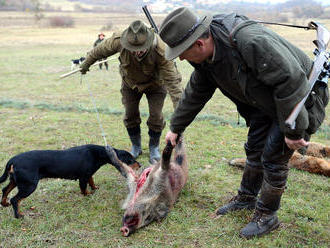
[132,49,147,58]
[178,40,209,64]
[100,35,105,40]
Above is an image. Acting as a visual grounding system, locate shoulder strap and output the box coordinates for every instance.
[229,20,257,47]
[212,13,253,48]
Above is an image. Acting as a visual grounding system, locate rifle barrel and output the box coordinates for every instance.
[142,5,158,33]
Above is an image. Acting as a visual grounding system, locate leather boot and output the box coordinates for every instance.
[148,129,161,164]
[240,180,284,239]
[216,163,264,215]
[127,126,142,159]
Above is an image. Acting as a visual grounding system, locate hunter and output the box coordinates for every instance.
[159,7,328,238]
[93,32,109,70]
[81,20,183,164]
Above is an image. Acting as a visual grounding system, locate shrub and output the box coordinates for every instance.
[49,16,74,27]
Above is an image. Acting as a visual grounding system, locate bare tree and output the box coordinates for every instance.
[31,0,44,23]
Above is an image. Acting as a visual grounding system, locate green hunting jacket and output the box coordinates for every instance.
[170,15,313,140]
[82,32,183,108]
[93,38,103,47]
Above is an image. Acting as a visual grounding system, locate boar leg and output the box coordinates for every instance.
[105,146,137,181]
[161,141,173,170]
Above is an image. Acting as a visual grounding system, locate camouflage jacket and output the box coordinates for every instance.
[170,14,313,139]
[82,32,183,108]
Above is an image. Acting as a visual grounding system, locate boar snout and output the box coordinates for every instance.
[120,225,132,237]
[121,213,139,237]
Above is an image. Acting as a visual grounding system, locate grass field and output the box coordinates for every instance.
[0,11,329,248]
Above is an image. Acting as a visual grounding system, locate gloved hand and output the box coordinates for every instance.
[80,63,90,75]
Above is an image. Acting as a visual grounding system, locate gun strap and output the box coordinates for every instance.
[255,21,315,30]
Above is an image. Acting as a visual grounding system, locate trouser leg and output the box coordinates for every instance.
[144,85,166,163]
[240,121,294,238]
[216,112,272,215]
[121,83,143,158]
[121,83,142,129]
[145,84,166,132]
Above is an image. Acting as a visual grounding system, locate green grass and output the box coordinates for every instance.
[0,11,329,248]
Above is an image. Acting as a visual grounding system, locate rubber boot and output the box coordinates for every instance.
[127,126,142,159]
[240,180,284,239]
[215,163,264,216]
[148,129,161,164]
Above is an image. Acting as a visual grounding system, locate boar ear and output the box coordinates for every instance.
[161,141,173,170]
[155,202,169,220]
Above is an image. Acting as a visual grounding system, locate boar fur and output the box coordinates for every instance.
[105,136,188,236]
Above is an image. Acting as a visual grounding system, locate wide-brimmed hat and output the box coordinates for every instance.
[120,20,154,52]
[159,7,212,60]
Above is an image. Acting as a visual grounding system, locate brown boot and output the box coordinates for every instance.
[215,194,256,215]
[239,209,280,239]
[216,164,263,215]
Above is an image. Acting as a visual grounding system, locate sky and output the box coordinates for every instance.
[239,0,286,3]
[236,0,328,3]
[195,0,330,5]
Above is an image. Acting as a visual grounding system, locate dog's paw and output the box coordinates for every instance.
[1,201,11,207]
[91,185,99,190]
[15,212,24,219]
[82,190,93,196]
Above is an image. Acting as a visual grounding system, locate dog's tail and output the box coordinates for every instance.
[0,160,12,183]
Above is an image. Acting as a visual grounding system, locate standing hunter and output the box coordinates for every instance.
[80,20,183,163]
[93,33,109,70]
[159,7,328,238]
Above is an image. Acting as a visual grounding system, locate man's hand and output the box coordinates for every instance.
[165,131,178,146]
[80,64,89,75]
[285,137,309,150]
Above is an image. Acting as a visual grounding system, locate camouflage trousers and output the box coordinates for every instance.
[120,82,166,132]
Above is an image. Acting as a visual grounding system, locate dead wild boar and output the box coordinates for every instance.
[105,137,188,237]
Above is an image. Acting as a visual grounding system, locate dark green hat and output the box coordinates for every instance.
[120,20,154,52]
[159,7,212,60]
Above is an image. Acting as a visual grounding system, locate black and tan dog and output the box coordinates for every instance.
[0,144,141,218]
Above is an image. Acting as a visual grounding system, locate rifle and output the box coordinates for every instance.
[285,21,330,129]
[59,58,114,79]
[142,5,158,34]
